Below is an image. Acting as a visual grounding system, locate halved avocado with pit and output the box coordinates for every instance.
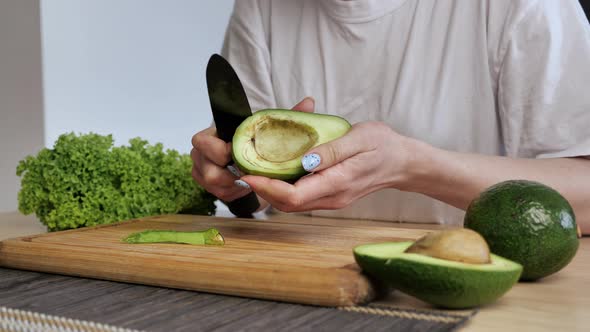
[232,109,351,181]
[353,230,523,309]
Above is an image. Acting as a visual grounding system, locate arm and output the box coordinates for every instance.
[241,124,590,234]
[426,0,590,231]
[405,141,590,234]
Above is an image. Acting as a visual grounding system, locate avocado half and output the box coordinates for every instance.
[353,242,523,309]
[232,109,351,181]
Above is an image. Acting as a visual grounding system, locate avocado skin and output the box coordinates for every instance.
[354,242,522,309]
[464,180,579,281]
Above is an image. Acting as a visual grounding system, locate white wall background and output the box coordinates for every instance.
[0,1,235,212]
[0,0,45,212]
[41,0,235,153]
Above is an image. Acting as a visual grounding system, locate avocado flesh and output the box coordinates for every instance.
[253,118,318,162]
[232,109,351,181]
[354,242,522,309]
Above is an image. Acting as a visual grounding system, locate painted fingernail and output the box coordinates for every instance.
[302,153,321,172]
[227,165,240,177]
[234,179,251,190]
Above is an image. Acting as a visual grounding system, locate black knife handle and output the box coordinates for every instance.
[224,191,260,218]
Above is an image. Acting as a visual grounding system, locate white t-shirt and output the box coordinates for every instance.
[220,0,590,224]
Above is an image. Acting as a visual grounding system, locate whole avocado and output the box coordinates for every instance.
[464,180,579,281]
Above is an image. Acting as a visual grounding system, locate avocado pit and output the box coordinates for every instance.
[405,228,491,264]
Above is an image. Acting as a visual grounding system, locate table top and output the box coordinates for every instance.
[1,211,588,332]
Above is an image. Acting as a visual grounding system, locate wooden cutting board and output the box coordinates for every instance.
[0,214,435,306]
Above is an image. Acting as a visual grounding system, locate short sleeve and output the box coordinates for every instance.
[498,0,590,159]
[220,0,276,111]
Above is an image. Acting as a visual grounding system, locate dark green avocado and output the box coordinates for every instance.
[464,180,579,281]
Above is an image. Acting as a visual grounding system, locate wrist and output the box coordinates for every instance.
[391,137,447,194]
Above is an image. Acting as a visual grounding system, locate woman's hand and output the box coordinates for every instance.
[239,121,417,212]
[190,125,251,203]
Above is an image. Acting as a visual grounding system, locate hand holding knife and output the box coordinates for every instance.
[205,54,260,217]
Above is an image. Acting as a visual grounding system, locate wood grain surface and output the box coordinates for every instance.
[0,214,433,307]
[0,212,588,331]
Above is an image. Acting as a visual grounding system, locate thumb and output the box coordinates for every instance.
[300,127,362,173]
[291,97,315,113]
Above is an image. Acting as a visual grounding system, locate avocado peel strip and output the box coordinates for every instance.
[123,228,225,246]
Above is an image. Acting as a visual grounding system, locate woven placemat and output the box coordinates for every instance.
[0,306,140,332]
[0,268,475,332]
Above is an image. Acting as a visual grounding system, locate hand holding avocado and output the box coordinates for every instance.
[236,114,417,213]
[192,87,589,235]
[191,97,316,208]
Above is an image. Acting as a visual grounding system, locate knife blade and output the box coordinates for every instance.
[206,53,260,217]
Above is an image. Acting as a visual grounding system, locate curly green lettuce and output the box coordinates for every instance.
[16,132,216,231]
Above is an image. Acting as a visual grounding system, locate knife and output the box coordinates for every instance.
[206,53,260,218]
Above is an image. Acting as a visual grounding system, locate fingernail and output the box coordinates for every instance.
[234,179,251,190]
[302,153,321,172]
[227,165,240,177]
